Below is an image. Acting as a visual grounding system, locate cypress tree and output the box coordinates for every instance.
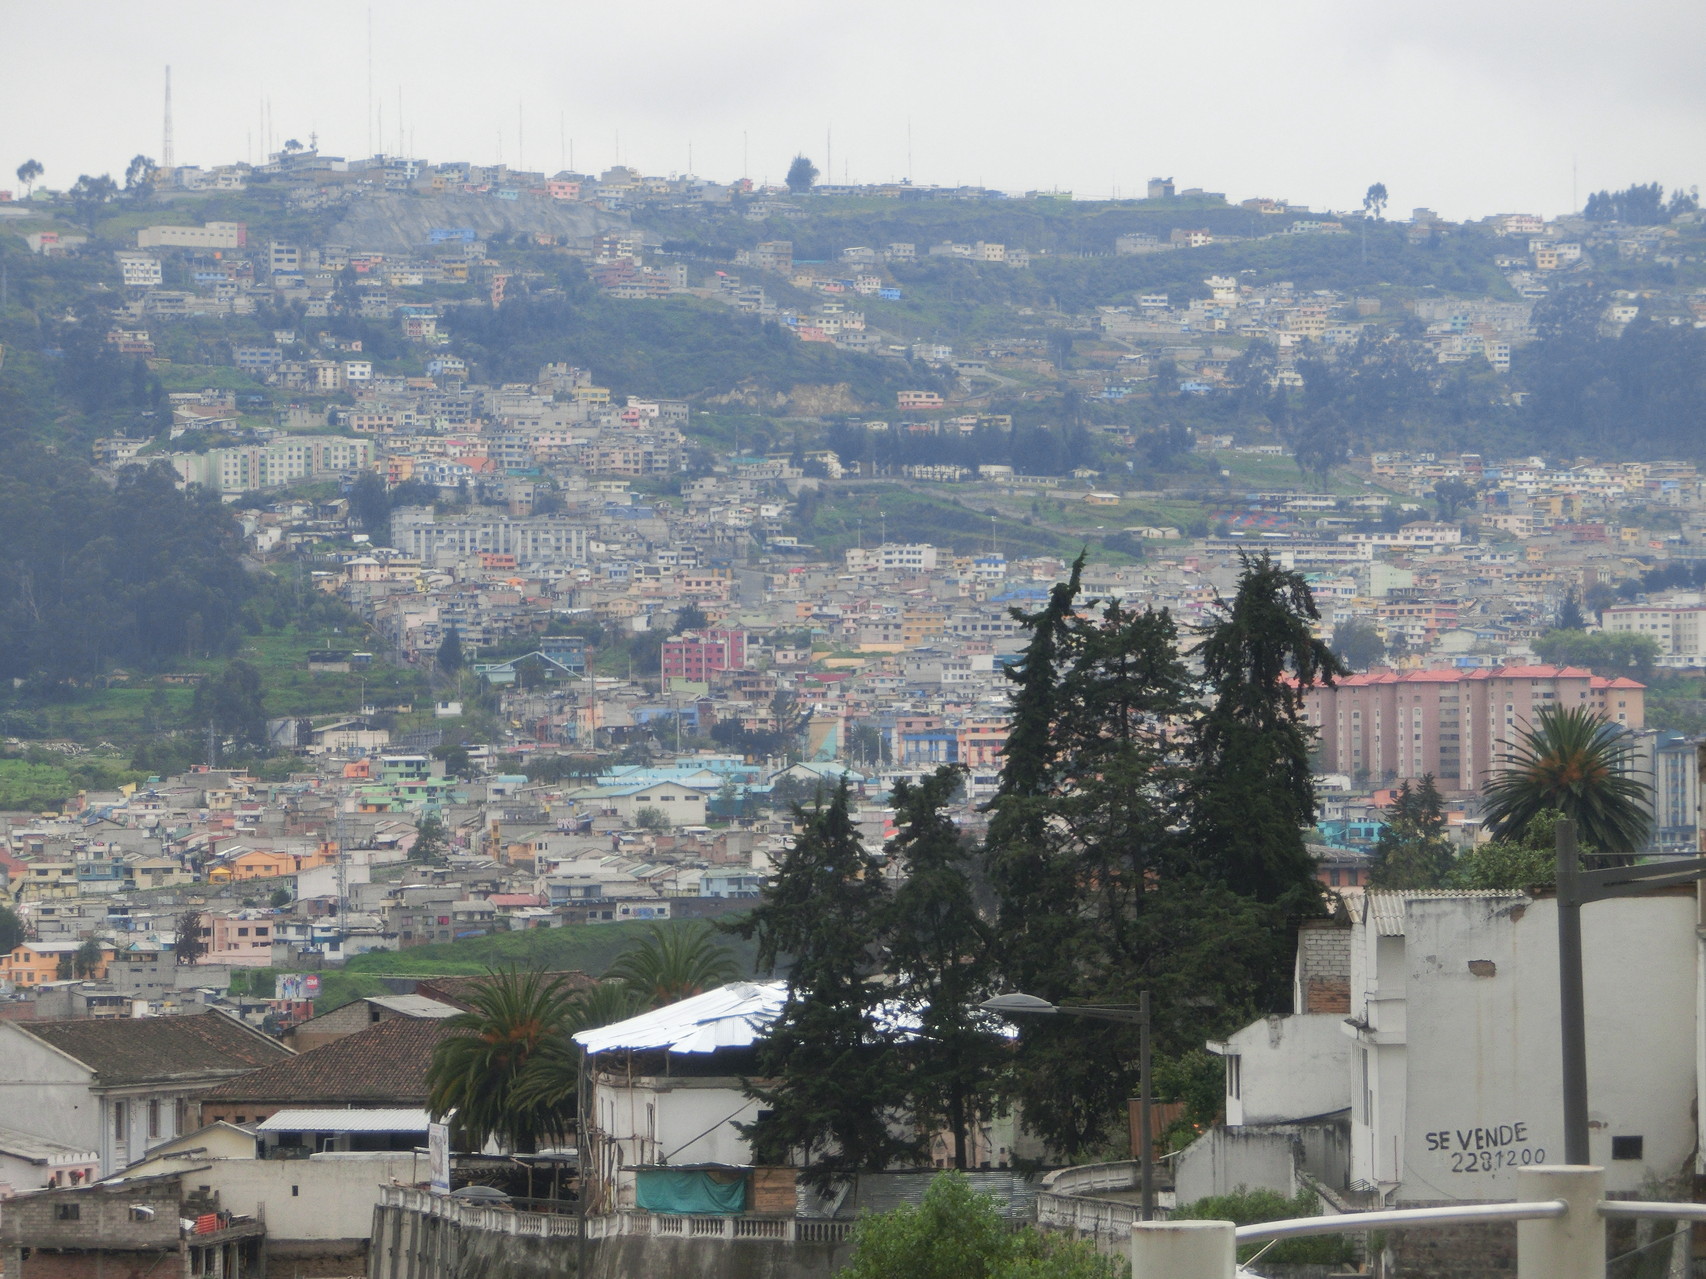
[885,766,1004,1171]
[1189,553,1347,911]
[735,782,917,1191]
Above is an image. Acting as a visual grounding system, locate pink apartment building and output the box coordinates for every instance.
[1302,665,1644,794]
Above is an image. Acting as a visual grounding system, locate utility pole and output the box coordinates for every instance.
[1553,799,1706,1164]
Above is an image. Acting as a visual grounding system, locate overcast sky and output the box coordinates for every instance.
[5,0,1702,220]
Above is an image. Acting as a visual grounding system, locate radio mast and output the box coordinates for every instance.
[162,66,175,172]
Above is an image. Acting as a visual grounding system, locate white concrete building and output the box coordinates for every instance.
[1346,888,1697,1201]
[0,1012,291,1174]
[574,983,789,1209]
[1603,600,1706,668]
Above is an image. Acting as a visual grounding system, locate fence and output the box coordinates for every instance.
[1128,1165,1706,1279]
[1032,1159,1164,1249]
[376,1185,857,1244]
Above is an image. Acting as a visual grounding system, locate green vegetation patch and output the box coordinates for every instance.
[260,917,761,1013]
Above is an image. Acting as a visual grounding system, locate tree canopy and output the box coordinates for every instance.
[1368,776,1453,889]
[426,968,578,1153]
[974,551,1342,1157]
[785,155,819,194]
[840,1172,1121,1279]
[1482,704,1651,857]
[0,434,253,685]
[734,781,918,1191]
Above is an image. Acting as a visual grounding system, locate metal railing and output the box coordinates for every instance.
[1130,1166,1705,1279]
[1233,1197,1567,1243]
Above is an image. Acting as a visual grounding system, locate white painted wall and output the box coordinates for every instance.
[592,1072,758,1208]
[0,1026,103,1168]
[195,1153,423,1240]
[0,1026,230,1175]
[1349,890,1698,1202]
[1174,1127,1300,1206]
[1220,1014,1352,1126]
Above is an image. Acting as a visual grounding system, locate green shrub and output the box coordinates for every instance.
[1172,1186,1356,1265]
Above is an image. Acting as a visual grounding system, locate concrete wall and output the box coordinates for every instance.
[0,1180,184,1253]
[368,1205,852,1279]
[1173,1126,1299,1206]
[193,1154,423,1243]
[590,1074,757,1208]
[0,1027,104,1170]
[1350,889,1699,1202]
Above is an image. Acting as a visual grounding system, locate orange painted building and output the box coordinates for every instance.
[1,941,113,987]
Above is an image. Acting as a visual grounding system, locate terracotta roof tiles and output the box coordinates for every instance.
[17,1010,290,1086]
[201,1016,455,1107]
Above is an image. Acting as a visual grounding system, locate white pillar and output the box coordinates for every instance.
[1517,1165,1604,1279]
[1130,1219,1236,1279]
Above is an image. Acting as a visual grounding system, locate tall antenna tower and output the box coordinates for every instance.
[366,6,375,158]
[335,803,349,948]
[162,66,174,171]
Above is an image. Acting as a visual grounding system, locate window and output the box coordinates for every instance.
[1611,1135,1644,1161]
[113,1101,128,1140]
[148,1099,160,1138]
[56,1204,80,1221]
[1226,1054,1241,1099]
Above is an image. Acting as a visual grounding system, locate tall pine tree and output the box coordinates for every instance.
[1189,553,1347,912]
[885,766,1005,1171]
[1368,777,1454,889]
[984,569,1233,1156]
[734,782,917,1191]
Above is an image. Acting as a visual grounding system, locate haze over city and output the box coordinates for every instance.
[5,0,1703,218]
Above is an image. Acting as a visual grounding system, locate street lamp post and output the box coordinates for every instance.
[982,991,1154,1220]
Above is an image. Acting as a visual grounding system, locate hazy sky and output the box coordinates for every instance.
[5,0,1702,220]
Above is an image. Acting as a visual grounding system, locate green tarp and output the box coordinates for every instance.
[634,1168,749,1215]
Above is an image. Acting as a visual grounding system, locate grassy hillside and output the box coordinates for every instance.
[791,482,1128,562]
[249,916,761,1013]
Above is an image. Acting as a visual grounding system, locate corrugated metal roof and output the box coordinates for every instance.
[572,982,994,1056]
[574,981,790,1055]
[1364,889,1530,936]
[365,994,460,1018]
[256,1108,432,1133]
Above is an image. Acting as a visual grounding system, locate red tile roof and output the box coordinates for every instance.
[1314,664,1643,691]
[201,1017,454,1106]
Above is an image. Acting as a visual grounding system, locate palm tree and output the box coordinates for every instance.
[507,979,648,1129]
[606,922,740,1007]
[1482,704,1651,857]
[427,968,577,1153]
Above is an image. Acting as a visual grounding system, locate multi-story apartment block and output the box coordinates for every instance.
[164,436,373,494]
[1303,665,1644,793]
[662,630,748,683]
[114,252,163,288]
[1602,601,1706,667]
[390,507,589,565]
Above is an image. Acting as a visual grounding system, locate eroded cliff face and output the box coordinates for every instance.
[704,382,866,415]
[329,193,623,254]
